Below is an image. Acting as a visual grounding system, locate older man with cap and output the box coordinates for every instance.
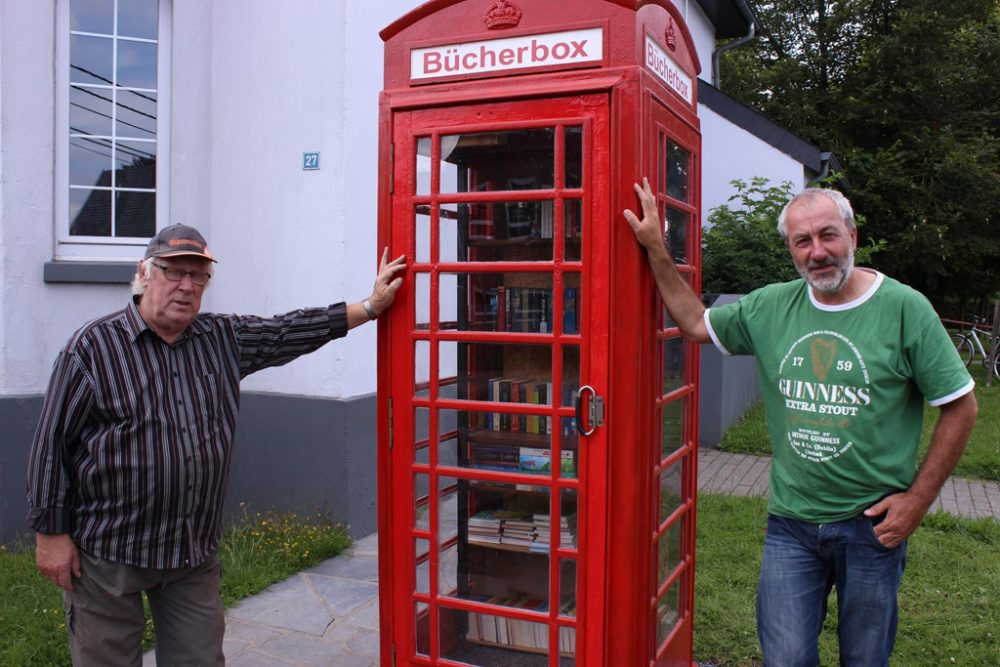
[26,223,406,666]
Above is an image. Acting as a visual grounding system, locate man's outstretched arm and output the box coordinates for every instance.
[623,177,710,343]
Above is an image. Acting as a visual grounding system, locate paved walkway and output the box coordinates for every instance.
[143,450,1000,666]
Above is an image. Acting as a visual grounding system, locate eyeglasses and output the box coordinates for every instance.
[152,262,212,286]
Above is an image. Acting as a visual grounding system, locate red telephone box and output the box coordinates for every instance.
[376,2,702,665]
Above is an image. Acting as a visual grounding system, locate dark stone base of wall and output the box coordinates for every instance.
[1,392,377,546]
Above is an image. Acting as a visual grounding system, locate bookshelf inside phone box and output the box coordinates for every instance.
[378,1,703,665]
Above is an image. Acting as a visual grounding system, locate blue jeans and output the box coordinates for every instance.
[756,514,907,667]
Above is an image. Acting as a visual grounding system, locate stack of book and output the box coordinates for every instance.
[532,513,577,551]
[467,509,537,549]
[500,516,537,548]
[467,509,504,546]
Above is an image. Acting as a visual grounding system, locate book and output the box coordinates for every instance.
[564,287,578,334]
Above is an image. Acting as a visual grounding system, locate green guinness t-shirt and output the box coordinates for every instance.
[706,271,974,522]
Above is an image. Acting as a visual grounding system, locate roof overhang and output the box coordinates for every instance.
[693,0,756,39]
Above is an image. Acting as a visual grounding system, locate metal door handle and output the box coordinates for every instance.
[576,384,604,436]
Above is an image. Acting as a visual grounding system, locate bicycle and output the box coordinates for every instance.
[951,317,999,378]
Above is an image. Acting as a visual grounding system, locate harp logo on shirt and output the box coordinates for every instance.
[810,337,837,381]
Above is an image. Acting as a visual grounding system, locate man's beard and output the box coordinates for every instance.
[796,250,854,294]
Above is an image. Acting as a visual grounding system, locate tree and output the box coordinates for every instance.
[702,178,798,294]
[718,0,1000,315]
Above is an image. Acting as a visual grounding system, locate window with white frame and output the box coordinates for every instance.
[57,0,170,260]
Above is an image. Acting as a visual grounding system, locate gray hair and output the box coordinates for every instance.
[131,258,155,296]
[777,188,856,240]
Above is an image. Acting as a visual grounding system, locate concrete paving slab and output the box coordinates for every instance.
[226,576,333,636]
[308,554,379,581]
[255,633,350,667]
[306,573,379,617]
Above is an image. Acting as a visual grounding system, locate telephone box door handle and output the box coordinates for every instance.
[576,385,605,436]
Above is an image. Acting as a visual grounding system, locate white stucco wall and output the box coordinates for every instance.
[699,100,808,228]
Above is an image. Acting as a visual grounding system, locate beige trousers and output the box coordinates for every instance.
[63,549,225,666]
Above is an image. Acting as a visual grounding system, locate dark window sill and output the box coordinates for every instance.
[44,261,136,284]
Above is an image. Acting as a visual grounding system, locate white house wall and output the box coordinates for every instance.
[699,100,807,227]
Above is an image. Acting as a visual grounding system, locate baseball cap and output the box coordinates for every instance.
[144,224,217,262]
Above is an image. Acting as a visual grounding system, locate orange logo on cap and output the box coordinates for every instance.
[168,238,205,249]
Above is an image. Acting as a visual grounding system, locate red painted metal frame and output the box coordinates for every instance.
[379,2,702,665]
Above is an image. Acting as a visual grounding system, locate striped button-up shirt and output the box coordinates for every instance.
[27,298,348,569]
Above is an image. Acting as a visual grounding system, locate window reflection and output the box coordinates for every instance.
[117,40,157,89]
[666,143,689,202]
[117,0,158,39]
[666,207,687,264]
[71,0,113,34]
[68,0,159,239]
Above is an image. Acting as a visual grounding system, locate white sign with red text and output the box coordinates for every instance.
[411,27,603,81]
[644,35,692,105]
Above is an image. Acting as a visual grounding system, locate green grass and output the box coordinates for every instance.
[0,509,350,666]
[694,494,1000,666]
[718,364,1000,481]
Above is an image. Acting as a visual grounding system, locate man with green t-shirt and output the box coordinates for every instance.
[624,181,977,666]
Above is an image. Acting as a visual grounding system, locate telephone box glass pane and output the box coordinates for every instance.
[564,199,583,261]
[415,340,430,399]
[439,476,551,604]
[439,203,459,262]
[415,473,430,531]
[660,397,686,460]
[441,273,458,328]
[563,280,581,335]
[415,206,431,263]
[443,342,552,402]
[415,601,430,656]
[658,460,683,524]
[561,346,580,407]
[448,202,555,262]
[565,126,582,189]
[415,273,430,330]
[662,337,685,395]
[415,538,430,594]
[439,408,552,472]
[440,128,555,194]
[415,407,430,465]
[443,273,554,333]
[657,515,684,586]
[656,577,682,645]
[559,626,578,660]
[416,137,431,195]
[560,560,578,613]
[666,142,690,202]
[440,606,552,664]
[666,207,688,264]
